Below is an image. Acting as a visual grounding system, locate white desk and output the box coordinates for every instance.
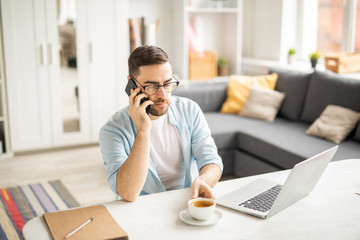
[23,159,360,240]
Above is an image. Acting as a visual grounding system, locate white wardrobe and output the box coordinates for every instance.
[1,0,129,152]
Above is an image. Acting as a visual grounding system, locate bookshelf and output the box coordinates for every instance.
[0,18,12,159]
[126,0,243,81]
[183,0,243,80]
[127,0,184,79]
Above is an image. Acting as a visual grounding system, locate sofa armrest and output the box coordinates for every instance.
[174,83,228,112]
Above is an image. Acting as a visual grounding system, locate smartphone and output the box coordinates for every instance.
[125,78,151,114]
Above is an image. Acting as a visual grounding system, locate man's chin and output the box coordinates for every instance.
[149,105,169,117]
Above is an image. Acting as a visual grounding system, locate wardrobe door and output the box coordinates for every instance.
[85,0,129,141]
[48,0,91,146]
[1,0,52,151]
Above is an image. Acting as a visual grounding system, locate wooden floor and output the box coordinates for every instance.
[0,145,115,206]
[0,144,235,207]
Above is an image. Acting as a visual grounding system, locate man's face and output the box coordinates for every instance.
[136,62,173,120]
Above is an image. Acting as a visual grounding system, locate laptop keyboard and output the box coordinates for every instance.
[238,185,282,212]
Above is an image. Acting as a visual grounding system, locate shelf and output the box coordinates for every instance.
[187,7,238,13]
[242,57,360,80]
[179,76,229,88]
[242,57,321,73]
[184,0,242,79]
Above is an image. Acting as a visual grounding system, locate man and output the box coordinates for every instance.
[99,45,222,202]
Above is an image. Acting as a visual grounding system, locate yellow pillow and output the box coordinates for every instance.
[220,73,278,114]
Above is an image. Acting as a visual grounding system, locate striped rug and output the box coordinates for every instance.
[0,180,80,240]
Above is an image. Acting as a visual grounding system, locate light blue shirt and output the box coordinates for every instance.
[99,96,223,196]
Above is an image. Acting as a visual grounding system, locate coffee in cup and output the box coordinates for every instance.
[188,198,215,221]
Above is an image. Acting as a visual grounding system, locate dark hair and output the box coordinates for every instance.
[128,45,170,77]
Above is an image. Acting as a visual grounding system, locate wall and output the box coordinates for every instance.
[242,0,314,62]
[242,0,283,60]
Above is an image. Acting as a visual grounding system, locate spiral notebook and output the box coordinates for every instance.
[43,205,128,240]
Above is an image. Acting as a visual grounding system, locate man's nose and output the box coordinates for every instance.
[156,86,167,97]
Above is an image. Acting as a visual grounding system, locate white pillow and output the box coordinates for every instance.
[239,86,285,122]
[306,105,360,144]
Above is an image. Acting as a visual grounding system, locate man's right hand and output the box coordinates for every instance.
[128,87,153,132]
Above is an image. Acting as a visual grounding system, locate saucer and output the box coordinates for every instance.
[179,209,223,226]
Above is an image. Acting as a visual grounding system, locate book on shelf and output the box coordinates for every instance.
[128,17,161,52]
[128,18,141,52]
[140,17,145,45]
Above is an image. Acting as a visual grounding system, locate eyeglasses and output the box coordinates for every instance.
[130,75,180,96]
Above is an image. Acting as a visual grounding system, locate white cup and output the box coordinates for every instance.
[188,198,215,221]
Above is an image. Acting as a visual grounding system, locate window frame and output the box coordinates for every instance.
[298,0,358,60]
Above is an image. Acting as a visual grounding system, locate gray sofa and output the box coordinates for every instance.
[175,69,360,177]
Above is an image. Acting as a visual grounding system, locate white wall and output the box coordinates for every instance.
[298,0,318,60]
[242,0,313,62]
[279,0,298,62]
[242,0,283,60]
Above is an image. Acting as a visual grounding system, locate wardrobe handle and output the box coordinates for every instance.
[47,43,52,65]
[89,42,93,62]
[40,44,45,66]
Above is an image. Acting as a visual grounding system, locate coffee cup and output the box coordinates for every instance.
[188,198,215,221]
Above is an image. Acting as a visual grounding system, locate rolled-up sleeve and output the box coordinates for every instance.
[99,111,135,194]
[190,103,223,172]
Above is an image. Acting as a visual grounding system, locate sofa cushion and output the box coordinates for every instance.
[234,151,280,177]
[174,84,227,112]
[333,140,360,160]
[306,105,360,144]
[205,113,355,169]
[235,118,342,169]
[239,86,285,122]
[204,113,249,150]
[300,71,360,123]
[205,112,277,150]
[218,149,235,175]
[269,68,311,121]
[205,113,360,172]
[233,117,360,168]
[220,73,278,114]
[206,114,314,168]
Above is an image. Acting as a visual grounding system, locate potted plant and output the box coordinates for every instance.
[287,48,296,64]
[309,51,320,69]
[217,57,229,76]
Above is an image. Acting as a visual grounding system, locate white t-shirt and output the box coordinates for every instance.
[150,114,185,190]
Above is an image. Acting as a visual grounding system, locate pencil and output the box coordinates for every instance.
[64,217,94,239]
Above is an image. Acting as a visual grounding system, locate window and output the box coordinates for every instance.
[356,0,360,51]
[317,0,344,53]
[316,0,359,54]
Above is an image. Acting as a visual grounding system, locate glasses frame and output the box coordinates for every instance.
[129,75,180,96]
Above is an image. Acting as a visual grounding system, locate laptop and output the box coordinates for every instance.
[217,146,338,219]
